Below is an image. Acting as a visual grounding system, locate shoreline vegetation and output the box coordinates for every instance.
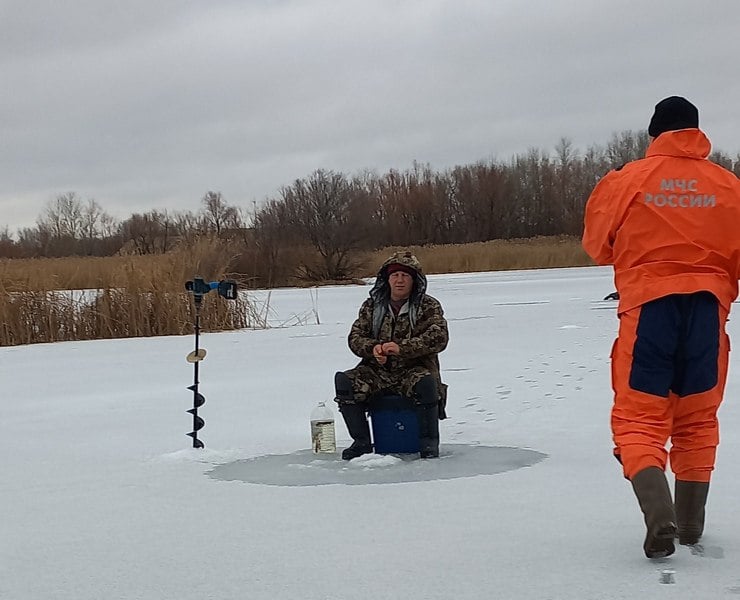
[1,236,591,347]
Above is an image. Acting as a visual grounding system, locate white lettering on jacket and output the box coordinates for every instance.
[660,179,699,192]
[645,193,716,207]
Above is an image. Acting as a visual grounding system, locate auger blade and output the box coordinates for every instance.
[186,432,205,449]
[186,412,205,431]
[186,386,206,407]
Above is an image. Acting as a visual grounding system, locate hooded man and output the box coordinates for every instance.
[334,250,449,460]
[583,96,740,559]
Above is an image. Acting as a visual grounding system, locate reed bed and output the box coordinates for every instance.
[360,236,591,276]
[0,236,592,346]
[0,238,260,347]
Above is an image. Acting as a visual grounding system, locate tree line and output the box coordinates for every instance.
[2,130,739,285]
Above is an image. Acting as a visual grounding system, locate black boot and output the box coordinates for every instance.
[335,372,372,460]
[414,375,439,459]
[675,479,709,546]
[631,467,677,558]
[417,403,440,458]
[339,404,373,460]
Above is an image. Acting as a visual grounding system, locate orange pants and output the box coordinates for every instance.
[610,293,730,482]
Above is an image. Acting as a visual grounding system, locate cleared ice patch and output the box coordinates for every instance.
[207,444,547,486]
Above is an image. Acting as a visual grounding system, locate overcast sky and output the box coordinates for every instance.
[2,0,740,232]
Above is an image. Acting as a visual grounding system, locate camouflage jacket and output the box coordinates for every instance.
[348,251,449,397]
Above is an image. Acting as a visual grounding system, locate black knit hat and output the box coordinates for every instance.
[648,96,699,137]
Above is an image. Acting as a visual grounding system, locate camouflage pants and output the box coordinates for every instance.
[340,364,432,405]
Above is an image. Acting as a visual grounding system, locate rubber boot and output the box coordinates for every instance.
[675,480,709,546]
[417,403,440,458]
[631,467,677,559]
[335,372,372,460]
[339,404,373,460]
[414,375,439,459]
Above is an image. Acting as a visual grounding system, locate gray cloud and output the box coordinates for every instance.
[2,0,740,231]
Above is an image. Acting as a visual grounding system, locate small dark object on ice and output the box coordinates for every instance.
[604,291,620,301]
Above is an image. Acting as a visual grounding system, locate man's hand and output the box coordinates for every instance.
[381,342,400,356]
[372,344,388,365]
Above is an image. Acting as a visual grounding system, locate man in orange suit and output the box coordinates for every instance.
[583,96,740,558]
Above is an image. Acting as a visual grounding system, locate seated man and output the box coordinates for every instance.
[335,250,449,460]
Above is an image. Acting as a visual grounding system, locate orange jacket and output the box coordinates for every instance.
[583,129,740,313]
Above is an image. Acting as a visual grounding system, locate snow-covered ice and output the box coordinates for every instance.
[3,265,740,599]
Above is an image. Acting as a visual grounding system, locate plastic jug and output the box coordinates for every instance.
[310,400,336,453]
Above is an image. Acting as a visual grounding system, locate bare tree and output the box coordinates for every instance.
[0,227,21,258]
[451,162,510,242]
[169,209,201,245]
[709,150,733,170]
[605,130,649,168]
[78,198,116,255]
[30,192,86,255]
[281,169,370,280]
[119,211,172,254]
[200,191,240,236]
[41,192,84,240]
[252,199,293,285]
[16,226,46,256]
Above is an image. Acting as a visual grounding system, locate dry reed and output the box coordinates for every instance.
[0,236,592,346]
[360,236,591,276]
[0,238,260,347]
